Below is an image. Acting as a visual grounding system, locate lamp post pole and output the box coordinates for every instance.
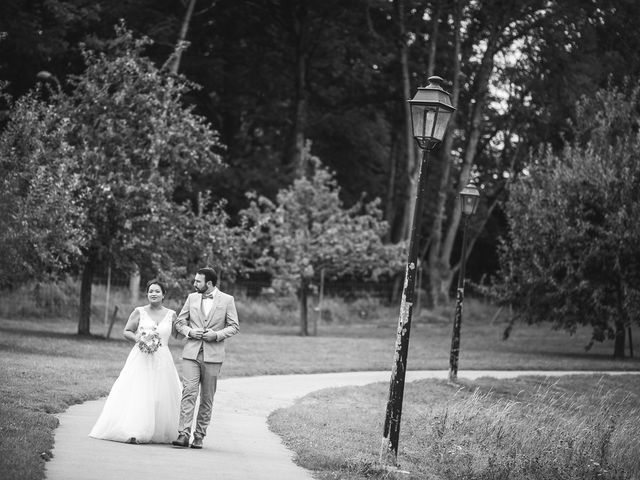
[448,183,480,381]
[380,76,455,468]
[379,145,431,467]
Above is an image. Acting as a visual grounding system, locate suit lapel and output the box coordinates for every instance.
[194,293,206,328]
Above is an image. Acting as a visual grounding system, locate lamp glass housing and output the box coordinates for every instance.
[408,76,455,150]
[459,183,480,216]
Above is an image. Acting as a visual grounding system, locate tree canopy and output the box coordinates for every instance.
[0,92,86,286]
[493,82,640,358]
[0,24,236,334]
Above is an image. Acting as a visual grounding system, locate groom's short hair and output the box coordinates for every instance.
[197,267,218,286]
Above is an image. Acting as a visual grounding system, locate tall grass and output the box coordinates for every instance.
[427,379,639,479]
[269,376,640,480]
[0,279,464,326]
[0,280,80,318]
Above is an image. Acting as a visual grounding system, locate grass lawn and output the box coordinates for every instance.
[269,375,640,479]
[0,297,639,480]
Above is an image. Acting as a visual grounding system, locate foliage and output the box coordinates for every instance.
[0,91,87,286]
[156,196,246,288]
[1,23,242,333]
[493,82,640,357]
[240,150,404,333]
[179,0,398,216]
[241,152,404,290]
[60,23,226,272]
[4,1,640,289]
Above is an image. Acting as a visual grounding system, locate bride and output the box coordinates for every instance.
[89,279,182,444]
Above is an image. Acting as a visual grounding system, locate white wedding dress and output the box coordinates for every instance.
[89,308,182,443]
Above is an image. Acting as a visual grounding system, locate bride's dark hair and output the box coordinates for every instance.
[146,279,166,295]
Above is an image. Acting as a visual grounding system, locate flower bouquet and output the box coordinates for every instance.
[137,326,162,354]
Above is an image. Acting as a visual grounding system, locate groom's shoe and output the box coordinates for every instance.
[190,437,203,449]
[172,434,189,447]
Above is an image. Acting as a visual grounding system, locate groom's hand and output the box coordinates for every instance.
[202,329,217,342]
[189,328,205,339]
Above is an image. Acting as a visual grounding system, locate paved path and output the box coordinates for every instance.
[45,370,638,480]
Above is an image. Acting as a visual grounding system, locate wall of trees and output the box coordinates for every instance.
[1,0,640,349]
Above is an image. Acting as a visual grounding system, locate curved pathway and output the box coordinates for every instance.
[45,370,638,480]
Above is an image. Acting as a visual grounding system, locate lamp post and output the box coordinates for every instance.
[380,76,455,468]
[448,182,480,381]
[36,70,62,94]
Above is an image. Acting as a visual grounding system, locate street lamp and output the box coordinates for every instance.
[380,76,455,468]
[36,70,62,94]
[448,182,480,381]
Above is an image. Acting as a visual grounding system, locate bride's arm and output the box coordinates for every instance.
[123,308,141,342]
[170,310,184,339]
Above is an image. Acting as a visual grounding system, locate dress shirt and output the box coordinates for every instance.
[201,288,217,317]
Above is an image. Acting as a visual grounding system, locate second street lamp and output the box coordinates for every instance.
[448,182,480,381]
[380,76,455,468]
[36,70,62,94]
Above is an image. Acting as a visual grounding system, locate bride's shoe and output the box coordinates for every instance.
[127,437,139,444]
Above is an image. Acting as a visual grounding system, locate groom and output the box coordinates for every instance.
[172,267,240,449]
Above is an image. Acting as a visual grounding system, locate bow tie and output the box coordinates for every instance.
[202,292,214,299]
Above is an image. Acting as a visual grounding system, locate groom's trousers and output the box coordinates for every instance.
[178,348,222,439]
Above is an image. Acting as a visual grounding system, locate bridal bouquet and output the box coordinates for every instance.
[137,326,162,354]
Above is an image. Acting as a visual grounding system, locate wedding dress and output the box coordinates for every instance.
[89,308,182,443]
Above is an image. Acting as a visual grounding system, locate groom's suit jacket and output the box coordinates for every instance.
[174,288,240,363]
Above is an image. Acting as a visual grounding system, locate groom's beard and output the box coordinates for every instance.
[195,286,207,294]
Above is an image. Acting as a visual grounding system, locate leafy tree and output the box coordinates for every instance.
[5,0,640,305]
[493,83,640,358]
[240,150,404,335]
[0,90,87,286]
[53,24,227,334]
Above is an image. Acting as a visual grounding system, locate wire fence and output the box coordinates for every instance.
[0,277,403,319]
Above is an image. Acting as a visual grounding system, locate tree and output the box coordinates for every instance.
[0,90,87,286]
[240,150,404,335]
[5,0,640,303]
[56,24,226,335]
[492,83,640,358]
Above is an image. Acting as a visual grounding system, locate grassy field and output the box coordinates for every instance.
[0,296,639,480]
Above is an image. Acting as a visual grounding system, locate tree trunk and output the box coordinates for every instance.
[77,258,94,335]
[384,131,401,243]
[613,319,626,359]
[423,0,460,307]
[284,0,310,174]
[427,20,497,306]
[129,263,141,304]
[394,0,418,241]
[314,268,324,336]
[299,278,309,336]
[168,0,198,75]
[614,277,629,359]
